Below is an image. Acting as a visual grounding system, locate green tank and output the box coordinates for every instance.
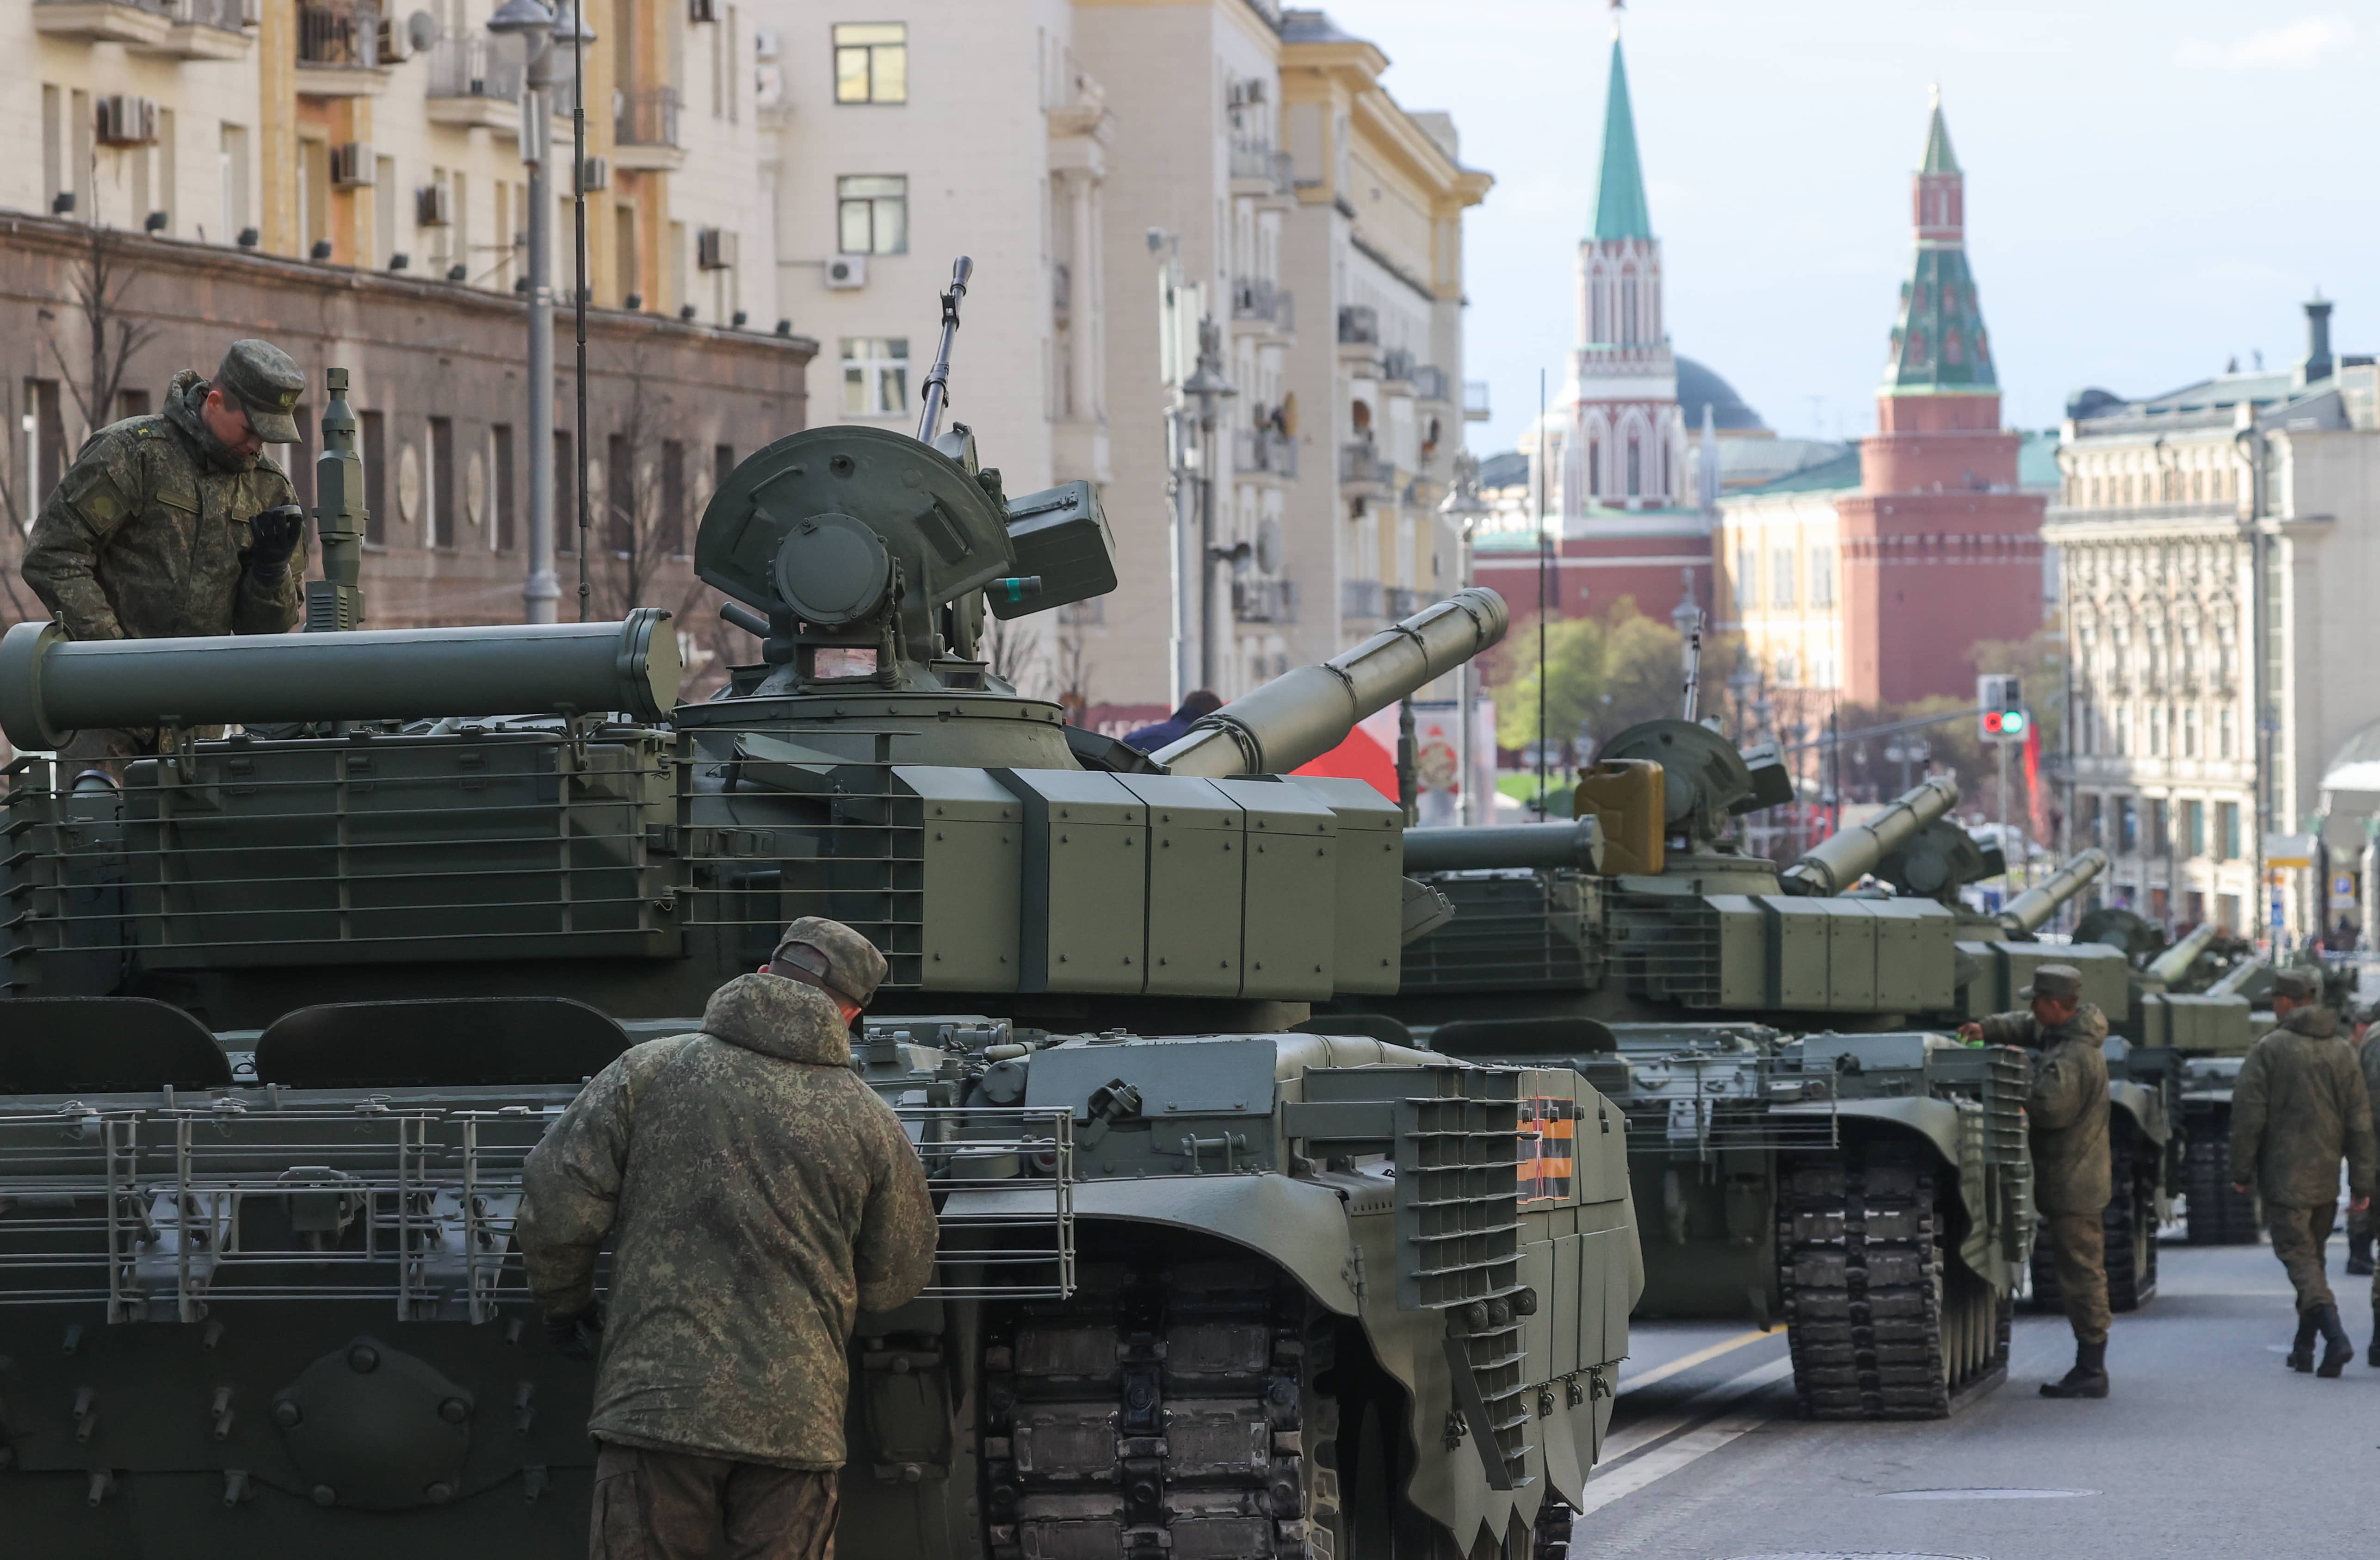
[0,330,1635,1556]
[1356,722,2058,1418]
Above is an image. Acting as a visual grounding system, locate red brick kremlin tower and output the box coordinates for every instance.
[1836,92,2045,705]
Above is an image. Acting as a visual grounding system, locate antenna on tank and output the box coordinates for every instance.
[916,256,974,446]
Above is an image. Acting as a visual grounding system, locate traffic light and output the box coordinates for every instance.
[1978,674,2025,741]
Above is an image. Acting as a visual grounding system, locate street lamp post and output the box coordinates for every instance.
[1440,454,1492,825]
[488,0,594,625]
[1181,320,1236,691]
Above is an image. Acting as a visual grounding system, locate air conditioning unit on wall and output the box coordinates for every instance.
[696,227,737,271]
[329,142,376,186]
[576,156,610,193]
[97,96,160,148]
[825,254,866,289]
[416,184,452,228]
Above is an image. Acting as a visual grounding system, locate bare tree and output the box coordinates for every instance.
[41,225,163,437]
[979,607,1051,700]
[1050,613,1094,723]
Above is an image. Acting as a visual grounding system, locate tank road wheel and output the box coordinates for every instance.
[981,1243,1344,1560]
[1778,1144,2008,1420]
[2183,1124,2260,1244]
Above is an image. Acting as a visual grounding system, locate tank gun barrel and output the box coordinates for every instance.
[915,256,973,446]
[2144,920,2221,984]
[2209,954,2270,998]
[1997,847,2109,934]
[1154,588,1508,778]
[1403,817,1604,874]
[1779,775,1960,896]
[0,610,681,750]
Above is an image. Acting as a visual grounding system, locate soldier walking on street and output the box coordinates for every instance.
[18,339,311,766]
[2228,968,2377,1378]
[2350,1004,2380,1281]
[516,917,938,1559]
[1962,964,2113,1398]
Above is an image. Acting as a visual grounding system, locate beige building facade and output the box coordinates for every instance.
[2048,304,2380,941]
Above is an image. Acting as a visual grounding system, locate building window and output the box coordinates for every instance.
[841,337,910,415]
[554,430,576,555]
[607,433,635,554]
[2219,706,2237,759]
[492,424,516,552]
[2217,892,2241,932]
[1811,545,1835,607]
[1770,545,1796,608]
[1587,440,1599,496]
[2146,799,2169,856]
[834,23,907,104]
[2182,799,2205,858]
[1626,435,1641,497]
[837,175,908,254]
[1620,272,1639,347]
[2080,793,2103,848]
[2182,705,2200,757]
[359,410,386,546]
[2118,796,2139,854]
[2215,800,2239,861]
[2148,706,2165,758]
[1734,544,1755,612]
[428,417,457,549]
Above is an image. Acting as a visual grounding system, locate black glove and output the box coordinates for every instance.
[247,503,305,581]
[543,1301,605,1361]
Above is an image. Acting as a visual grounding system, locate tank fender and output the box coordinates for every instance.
[1821,1096,1965,1169]
[2108,1078,2170,1147]
[940,1174,1361,1314]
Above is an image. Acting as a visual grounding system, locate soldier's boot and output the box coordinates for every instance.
[2314,1304,2354,1379]
[2349,1233,2375,1277]
[2038,1340,2108,1399]
[2288,1311,2319,1373]
[2369,1307,2380,1368]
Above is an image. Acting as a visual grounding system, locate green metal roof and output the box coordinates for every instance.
[1591,39,1654,241]
[1921,97,1959,174]
[1736,448,1862,495]
[1884,245,1997,392]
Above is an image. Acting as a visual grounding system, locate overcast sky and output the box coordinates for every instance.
[1335,1,2379,454]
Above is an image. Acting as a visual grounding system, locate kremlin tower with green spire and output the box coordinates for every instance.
[1558,3,1683,516]
[1834,90,2046,706]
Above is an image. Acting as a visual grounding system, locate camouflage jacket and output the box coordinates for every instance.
[20,371,305,642]
[515,974,937,1469]
[1978,1003,2111,1214]
[2230,1006,2378,1206]
[2361,1031,2380,1121]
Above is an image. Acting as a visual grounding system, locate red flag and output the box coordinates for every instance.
[2023,721,2046,842]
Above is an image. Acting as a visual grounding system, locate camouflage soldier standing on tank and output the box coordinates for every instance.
[2228,968,2376,1377]
[18,339,310,766]
[1960,964,2113,1398]
[516,916,937,1560]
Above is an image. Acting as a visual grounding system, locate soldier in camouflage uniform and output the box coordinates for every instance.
[517,917,937,1560]
[2360,1005,2380,1361]
[2228,968,2377,1378]
[1963,964,2113,1398]
[18,340,310,765]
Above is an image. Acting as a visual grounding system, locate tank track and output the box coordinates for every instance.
[981,1251,1335,1560]
[2031,1132,2159,1312]
[1778,1143,2009,1419]
[2182,1124,2261,1244]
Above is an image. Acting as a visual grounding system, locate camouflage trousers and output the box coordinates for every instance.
[2265,1201,2338,1315]
[2040,1210,2110,1346]
[590,1441,838,1560]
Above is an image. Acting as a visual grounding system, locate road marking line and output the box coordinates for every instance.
[1617,1328,1773,1393]
[1599,1355,1795,1464]
[1578,1377,1789,1517]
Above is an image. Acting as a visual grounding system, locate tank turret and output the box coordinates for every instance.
[1778,774,1960,896]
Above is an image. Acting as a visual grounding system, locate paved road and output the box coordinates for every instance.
[1579,1238,2372,1559]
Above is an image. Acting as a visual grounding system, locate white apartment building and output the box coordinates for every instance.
[16,1,773,321]
[2048,300,2380,941]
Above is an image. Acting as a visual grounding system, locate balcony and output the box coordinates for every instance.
[1339,440,1393,493]
[1233,576,1299,625]
[1230,277,1293,336]
[1336,305,1379,346]
[613,87,684,171]
[1412,364,1452,404]
[1463,379,1492,423]
[39,0,249,53]
[297,0,390,96]
[1228,140,1293,197]
[1233,427,1298,481]
[1341,580,1382,620]
[1380,348,1416,390]
[1384,586,1429,618]
[426,34,523,132]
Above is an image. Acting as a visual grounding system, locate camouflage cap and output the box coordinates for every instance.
[2271,968,2322,1002]
[769,916,890,1008]
[214,339,305,444]
[2019,963,2083,1001]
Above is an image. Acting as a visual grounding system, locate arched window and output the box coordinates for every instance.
[1588,440,1600,496]
[1626,434,1642,497]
